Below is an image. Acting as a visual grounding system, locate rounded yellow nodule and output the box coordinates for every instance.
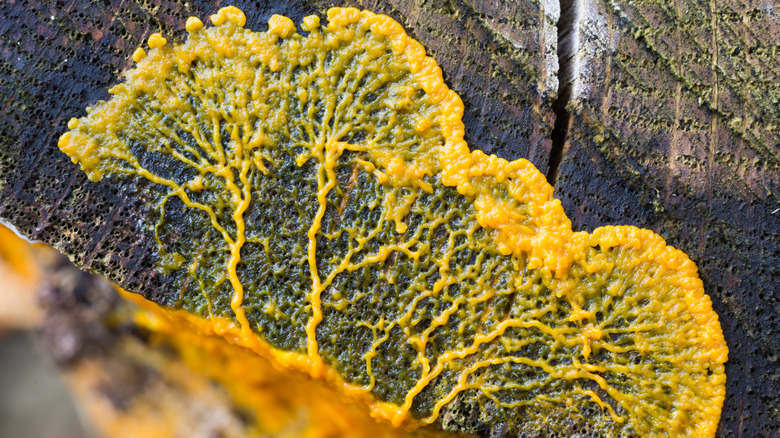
[210,6,246,27]
[57,132,70,150]
[131,47,146,62]
[268,14,296,38]
[147,33,167,49]
[185,16,204,33]
[301,15,321,32]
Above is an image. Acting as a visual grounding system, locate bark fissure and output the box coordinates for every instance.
[547,0,579,186]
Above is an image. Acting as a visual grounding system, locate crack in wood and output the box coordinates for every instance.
[547,0,578,186]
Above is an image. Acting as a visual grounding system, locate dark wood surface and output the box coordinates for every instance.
[0,0,776,436]
[555,0,780,436]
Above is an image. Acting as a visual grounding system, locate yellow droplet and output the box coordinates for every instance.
[147,33,167,49]
[210,6,246,27]
[132,47,146,62]
[301,15,320,32]
[185,16,204,33]
[268,14,296,38]
[57,132,71,149]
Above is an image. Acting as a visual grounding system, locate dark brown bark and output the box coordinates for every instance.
[555,0,780,436]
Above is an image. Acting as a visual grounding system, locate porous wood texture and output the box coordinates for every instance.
[555,0,779,436]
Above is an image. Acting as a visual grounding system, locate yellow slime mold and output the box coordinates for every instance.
[59,6,727,437]
[118,287,448,438]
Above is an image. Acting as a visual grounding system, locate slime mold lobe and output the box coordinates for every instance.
[58,6,728,438]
